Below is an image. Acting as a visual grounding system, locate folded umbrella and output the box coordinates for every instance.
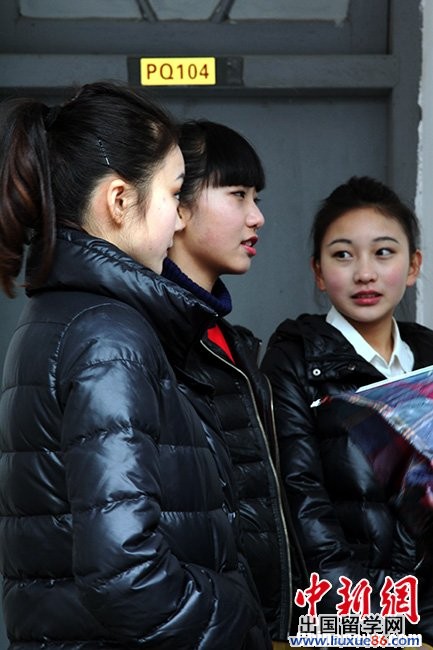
[312,365,433,537]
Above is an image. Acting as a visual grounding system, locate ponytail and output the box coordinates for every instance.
[0,99,56,297]
[0,82,178,297]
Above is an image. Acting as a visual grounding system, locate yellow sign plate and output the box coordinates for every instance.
[140,57,216,86]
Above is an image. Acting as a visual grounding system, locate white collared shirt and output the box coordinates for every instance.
[326,306,414,378]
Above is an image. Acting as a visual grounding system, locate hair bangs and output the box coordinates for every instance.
[207,138,265,192]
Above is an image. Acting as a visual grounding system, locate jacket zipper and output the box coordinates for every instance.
[201,340,292,639]
[264,372,309,584]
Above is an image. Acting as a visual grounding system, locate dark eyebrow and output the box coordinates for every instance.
[327,235,400,247]
[326,238,351,247]
[177,172,185,181]
[373,236,400,244]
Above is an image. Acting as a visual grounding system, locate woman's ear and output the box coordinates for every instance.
[83,175,133,239]
[106,177,134,227]
[406,249,422,287]
[311,257,326,291]
[177,203,193,224]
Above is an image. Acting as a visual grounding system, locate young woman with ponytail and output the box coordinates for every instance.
[0,82,270,650]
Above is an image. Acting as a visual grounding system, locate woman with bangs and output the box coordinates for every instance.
[163,120,307,649]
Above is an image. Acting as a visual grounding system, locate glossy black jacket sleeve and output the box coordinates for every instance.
[57,306,268,649]
[262,339,392,611]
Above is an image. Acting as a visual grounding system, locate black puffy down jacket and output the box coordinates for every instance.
[0,229,270,650]
[261,314,433,642]
[170,317,308,641]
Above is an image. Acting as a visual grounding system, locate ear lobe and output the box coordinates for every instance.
[406,249,422,287]
[311,257,326,291]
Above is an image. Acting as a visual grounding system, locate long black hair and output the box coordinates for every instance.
[0,81,178,296]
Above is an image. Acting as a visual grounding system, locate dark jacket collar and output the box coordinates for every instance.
[26,228,216,365]
[271,313,433,382]
[274,313,355,360]
[271,314,383,384]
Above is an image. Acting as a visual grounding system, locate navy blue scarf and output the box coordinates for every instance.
[163,258,232,317]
